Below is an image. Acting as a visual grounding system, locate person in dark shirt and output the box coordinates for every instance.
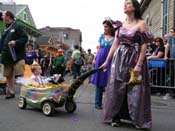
[147,37,165,88]
[146,39,156,57]
[147,37,165,60]
[0,11,28,99]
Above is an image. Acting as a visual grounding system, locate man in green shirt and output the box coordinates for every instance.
[53,49,65,81]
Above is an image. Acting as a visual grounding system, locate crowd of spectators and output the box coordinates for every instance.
[146,28,175,99]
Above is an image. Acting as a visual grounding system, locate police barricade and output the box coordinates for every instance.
[148,59,175,89]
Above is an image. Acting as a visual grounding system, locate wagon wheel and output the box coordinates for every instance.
[65,100,77,113]
[18,97,27,109]
[42,101,55,116]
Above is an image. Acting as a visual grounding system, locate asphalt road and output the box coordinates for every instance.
[0,81,175,131]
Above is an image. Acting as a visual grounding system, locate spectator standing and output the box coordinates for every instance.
[53,49,65,79]
[71,45,82,79]
[44,53,55,76]
[0,11,28,99]
[164,28,175,59]
[38,49,45,64]
[65,57,73,75]
[163,33,169,44]
[85,49,94,82]
[25,43,38,65]
[41,52,50,76]
[163,28,175,99]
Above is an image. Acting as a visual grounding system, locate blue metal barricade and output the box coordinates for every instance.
[148,59,175,89]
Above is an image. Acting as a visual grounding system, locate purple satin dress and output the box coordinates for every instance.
[103,21,154,129]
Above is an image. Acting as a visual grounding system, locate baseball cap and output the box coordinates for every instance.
[170,28,175,32]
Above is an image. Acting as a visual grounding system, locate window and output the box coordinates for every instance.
[23,13,27,21]
[63,33,68,39]
[145,14,150,25]
[162,0,168,36]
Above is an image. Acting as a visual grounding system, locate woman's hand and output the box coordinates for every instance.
[92,59,96,65]
[164,56,169,60]
[100,61,108,71]
[133,65,142,76]
[147,56,151,60]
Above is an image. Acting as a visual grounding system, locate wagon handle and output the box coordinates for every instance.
[66,68,103,100]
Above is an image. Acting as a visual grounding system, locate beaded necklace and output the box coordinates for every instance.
[4,21,15,32]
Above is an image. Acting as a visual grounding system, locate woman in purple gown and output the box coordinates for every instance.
[91,19,115,109]
[101,0,154,129]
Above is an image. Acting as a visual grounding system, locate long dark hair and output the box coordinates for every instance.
[103,20,115,36]
[154,37,164,47]
[130,0,142,19]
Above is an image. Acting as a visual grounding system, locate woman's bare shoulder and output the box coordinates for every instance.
[138,19,148,31]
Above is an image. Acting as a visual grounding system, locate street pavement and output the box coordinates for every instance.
[0,79,175,131]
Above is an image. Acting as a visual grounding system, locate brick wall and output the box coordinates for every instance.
[168,0,174,30]
[142,0,162,37]
[141,0,175,38]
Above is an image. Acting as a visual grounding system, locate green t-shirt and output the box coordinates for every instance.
[54,55,65,67]
[72,50,81,60]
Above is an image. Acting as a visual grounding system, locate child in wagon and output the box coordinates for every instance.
[31,61,61,85]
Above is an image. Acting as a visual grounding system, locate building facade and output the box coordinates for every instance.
[140,0,175,37]
[39,26,82,49]
[0,3,42,43]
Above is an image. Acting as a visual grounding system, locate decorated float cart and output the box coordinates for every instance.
[18,68,101,116]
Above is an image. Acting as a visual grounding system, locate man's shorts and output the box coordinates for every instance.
[4,59,25,77]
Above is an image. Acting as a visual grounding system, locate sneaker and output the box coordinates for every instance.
[163,93,171,100]
[95,105,103,110]
[135,125,150,130]
[111,120,121,127]
[5,93,15,99]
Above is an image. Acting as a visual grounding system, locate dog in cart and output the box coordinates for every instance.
[18,67,102,116]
